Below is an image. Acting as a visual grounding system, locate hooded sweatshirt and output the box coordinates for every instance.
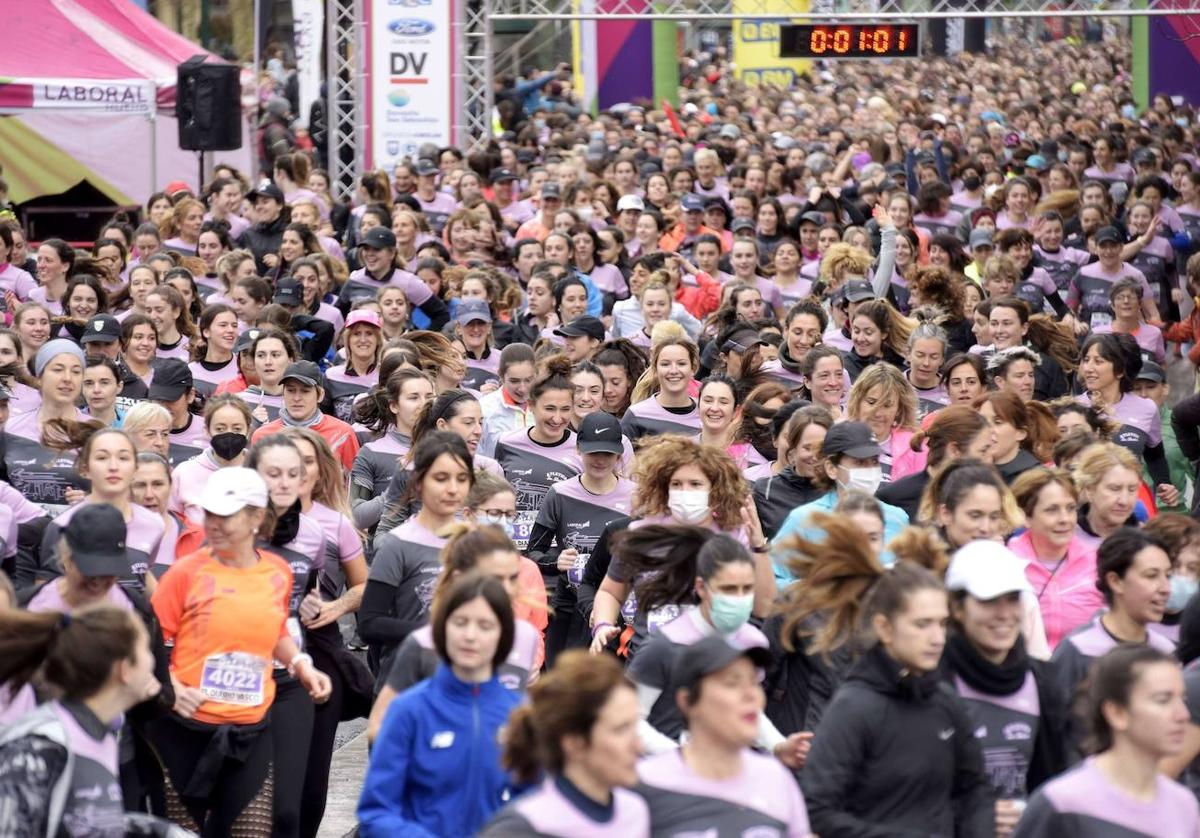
[800,645,994,838]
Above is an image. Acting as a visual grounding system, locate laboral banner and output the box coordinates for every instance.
[732,0,810,88]
[365,0,455,170]
[0,78,154,115]
[292,0,324,124]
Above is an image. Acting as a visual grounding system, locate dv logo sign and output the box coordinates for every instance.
[390,52,428,76]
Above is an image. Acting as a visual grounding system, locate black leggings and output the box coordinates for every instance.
[148,714,273,838]
[271,673,315,838]
[300,646,346,838]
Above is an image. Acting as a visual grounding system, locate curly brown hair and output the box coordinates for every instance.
[631,434,747,531]
[908,265,966,321]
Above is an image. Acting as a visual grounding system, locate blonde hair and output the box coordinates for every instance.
[846,363,918,432]
[818,243,873,284]
[1073,442,1141,497]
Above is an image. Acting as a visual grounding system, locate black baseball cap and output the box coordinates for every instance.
[1095,226,1123,245]
[721,328,764,354]
[821,421,883,459]
[64,503,129,577]
[280,360,324,389]
[233,327,262,355]
[490,168,518,185]
[554,315,605,342]
[1136,360,1167,384]
[360,226,397,250]
[731,218,756,234]
[681,193,705,213]
[81,314,121,345]
[148,359,194,402]
[250,180,285,203]
[541,182,562,200]
[844,278,876,303]
[577,411,625,455]
[274,277,304,307]
[671,635,772,693]
[415,160,439,177]
[798,210,826,227]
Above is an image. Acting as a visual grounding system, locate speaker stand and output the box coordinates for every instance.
[197,150,205,193]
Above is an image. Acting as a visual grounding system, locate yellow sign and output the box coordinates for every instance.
[732,0,811,87]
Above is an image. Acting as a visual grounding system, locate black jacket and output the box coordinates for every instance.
[875,470,928,521]
[996,448,1042,485]
[753,467,823,541]
[841,347,906,383]
[762,612,858,737]
[237,213,290,274]
[801,645,994,838]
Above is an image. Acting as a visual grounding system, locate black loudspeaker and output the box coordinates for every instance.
[177,56,242,151]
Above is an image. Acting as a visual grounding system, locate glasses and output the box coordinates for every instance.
[479,509,519,523]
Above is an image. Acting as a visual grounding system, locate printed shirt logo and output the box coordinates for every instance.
[938,727,955,741]
[1003,722,1033,741]
[973,725,987,739]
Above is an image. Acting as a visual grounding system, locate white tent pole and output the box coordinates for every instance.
[150,110,158,201]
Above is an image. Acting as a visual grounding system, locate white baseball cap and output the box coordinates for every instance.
[617,194,645,213]
[946,540,1033,600]
[200,467,269,516]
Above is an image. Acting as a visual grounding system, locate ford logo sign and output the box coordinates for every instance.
[388,18,435,35]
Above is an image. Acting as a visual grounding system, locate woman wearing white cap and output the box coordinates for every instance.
[149,467,331,837]
[940,540,1070,838]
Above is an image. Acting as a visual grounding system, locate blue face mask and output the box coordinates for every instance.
[707,588,754,634]
[1121,104,1138,120]
[480,514,516,540]
[1168,575,1198,613]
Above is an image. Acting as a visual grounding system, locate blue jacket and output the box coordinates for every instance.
[770,490,910,584]
[357,664,523,837]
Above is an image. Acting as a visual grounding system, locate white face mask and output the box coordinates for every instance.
[576,206,594,223]
[841,466,882,496]
[668,489,711,525]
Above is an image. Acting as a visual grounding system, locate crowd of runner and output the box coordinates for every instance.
[2,29,1200,837]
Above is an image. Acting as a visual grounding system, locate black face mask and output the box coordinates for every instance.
[962,175,982,191]
[210,432,248,461]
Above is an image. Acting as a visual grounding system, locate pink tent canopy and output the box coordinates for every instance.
[0,0,253,205]
[0,0,221,109]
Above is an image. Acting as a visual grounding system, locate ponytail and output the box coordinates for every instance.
[611,525,751,614]
[0,606,141,700]
[776,512,884,655]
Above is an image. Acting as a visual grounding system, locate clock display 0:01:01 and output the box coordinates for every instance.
[779,24,920,59]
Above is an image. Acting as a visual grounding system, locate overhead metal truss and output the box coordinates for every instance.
[328,0,1198,199]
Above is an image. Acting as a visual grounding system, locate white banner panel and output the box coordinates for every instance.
[365,0,455,170]
[292,0,325,124]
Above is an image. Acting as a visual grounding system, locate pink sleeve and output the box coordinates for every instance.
[337,517,365,563]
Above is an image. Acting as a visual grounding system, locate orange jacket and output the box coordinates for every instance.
[252,414,361,471]
[659,222,722,254]
[675,270,722,320]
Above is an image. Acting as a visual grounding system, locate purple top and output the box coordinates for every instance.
[1022,756,1199,836]
[1084,162,1135,185]
[485,780,650,837]
[169,450,222,524]
[0,263,37,300]
[27,286,63,316]
[637,748,811,837]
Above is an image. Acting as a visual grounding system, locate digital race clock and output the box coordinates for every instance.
[779,24,921,60]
